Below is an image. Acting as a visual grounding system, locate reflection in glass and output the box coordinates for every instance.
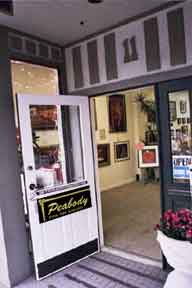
[169,91,192,183]
[30,105,84,188]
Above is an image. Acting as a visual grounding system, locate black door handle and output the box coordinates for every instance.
[29,183,44,190]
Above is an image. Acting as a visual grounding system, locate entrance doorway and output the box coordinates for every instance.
[93,86,161,261]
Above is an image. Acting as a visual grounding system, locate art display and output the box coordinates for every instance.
[169,101,177,121]
[114,141,130,161]
[97,144,110,167]
[30,105,57,130]
[138,145,159,168]
[180,100,187,114]
[108,94,127,132]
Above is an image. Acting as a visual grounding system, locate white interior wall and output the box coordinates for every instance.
[95,86,154,191]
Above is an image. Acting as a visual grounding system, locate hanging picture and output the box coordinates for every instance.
[169,101,176,121]
[108,94,127,132]
[30,105,57,130]
[114,141,130,162]
[180,100,187,114]
[138,145,159,168]
[97,144,110,167]
[93,98,98,130]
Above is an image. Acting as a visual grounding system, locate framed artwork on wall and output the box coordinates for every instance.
[114,141,130,162]
[169,101,176,121]
[93,98,98,130]
[108,94,127,133]
[97,144,110,167]
[30,105,57,130]
[138,145,159,168]
[180,100,187,114]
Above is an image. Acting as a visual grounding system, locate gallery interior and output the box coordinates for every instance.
[94,86,161,261]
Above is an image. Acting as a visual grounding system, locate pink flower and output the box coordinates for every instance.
[186,229,192,239]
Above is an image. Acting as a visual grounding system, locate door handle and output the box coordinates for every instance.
[29,183,44,190]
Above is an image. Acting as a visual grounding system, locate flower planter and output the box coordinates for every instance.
[157,230,192,288]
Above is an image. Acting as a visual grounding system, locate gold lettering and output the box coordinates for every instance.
[47,195,89,216]
[48,203,58,215]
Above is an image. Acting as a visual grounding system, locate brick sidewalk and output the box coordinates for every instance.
[15,252,167,288]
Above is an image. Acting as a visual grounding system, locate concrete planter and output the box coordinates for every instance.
[157,230,192,287]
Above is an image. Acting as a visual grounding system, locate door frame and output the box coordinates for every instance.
[89,85,163,266]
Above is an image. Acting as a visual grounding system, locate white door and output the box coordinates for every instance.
[17,94,99,280]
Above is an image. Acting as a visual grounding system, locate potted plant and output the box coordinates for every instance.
[156,208,192,287]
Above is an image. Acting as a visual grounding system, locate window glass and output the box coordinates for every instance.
[169,91,192,183]
[30,104,84,188]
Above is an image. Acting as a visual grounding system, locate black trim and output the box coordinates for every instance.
[37,239,98,278]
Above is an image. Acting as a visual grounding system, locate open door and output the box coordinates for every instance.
[17,94,99,279]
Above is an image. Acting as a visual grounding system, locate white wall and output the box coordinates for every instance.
[95,86,154,191]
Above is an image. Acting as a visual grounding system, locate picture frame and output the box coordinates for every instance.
[114,141,130,162]
[97,144,110,167]
[138,145,159,168]
[93,98,98,130]
[177,118,181,125]
[180,100,187,114]
[108,94,127,133]
[169,101,177,122]
[30,105,57,130]
[182,118,186,124]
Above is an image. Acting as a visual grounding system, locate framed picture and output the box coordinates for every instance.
[180,100,187,114]
[138,145,159,168]
[169,101,176,121]
[30,105,57,130]
[97,144,110,167]
[177,118,181,125]
[182,118,186,124]
[108,94,127,133]
[181,125,188,136]
[93,98,98,130]
[114,141,130,162]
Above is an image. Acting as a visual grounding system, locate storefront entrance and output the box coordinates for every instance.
[93,86,161,262]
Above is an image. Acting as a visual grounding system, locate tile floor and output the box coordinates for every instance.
[15,252,167,288]
[101,182,161,260]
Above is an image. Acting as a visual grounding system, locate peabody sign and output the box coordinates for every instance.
[37,185,92,223]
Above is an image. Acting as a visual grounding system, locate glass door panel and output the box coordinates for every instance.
[168,90,192,183]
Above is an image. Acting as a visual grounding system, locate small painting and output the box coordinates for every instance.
[180,100,187,114]
[177,118,181,125]
[97,144,110,167]
[108,94,127,133]
[30,105,57,130]
[138,145,159,168]
[114,141,130,162]
[169,101,176,122]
